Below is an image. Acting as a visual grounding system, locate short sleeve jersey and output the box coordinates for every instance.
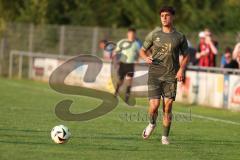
[115,39,141,63]
[142,27,188,81]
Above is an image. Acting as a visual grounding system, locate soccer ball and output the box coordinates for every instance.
[51,125,71,144]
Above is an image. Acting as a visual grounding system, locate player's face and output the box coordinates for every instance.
[160,12,173,27]
[127,31,136,41]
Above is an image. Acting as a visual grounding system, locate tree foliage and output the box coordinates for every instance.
[0,0,239,32]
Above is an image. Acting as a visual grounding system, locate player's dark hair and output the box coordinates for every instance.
[128,28,136,33]
[159,6,175,15]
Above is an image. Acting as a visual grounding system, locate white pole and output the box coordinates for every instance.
[91,27,98,56]
[28,24,34,79]
[0,38,4,75]
[8,51,13,78]
[18,55,23,79]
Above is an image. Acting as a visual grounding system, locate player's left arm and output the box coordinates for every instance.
[176,35,190,82]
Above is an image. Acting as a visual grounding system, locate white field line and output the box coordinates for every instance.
[178,112,240,126]
[134,105,240,126]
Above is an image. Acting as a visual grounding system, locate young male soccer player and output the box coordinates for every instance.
[140,6,189,144]
[113,28,141,104]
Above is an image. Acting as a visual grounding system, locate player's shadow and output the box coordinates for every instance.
[0,140,53,146]
[74,133,138,141]
[0,128,53,145]
[0,128,48,133]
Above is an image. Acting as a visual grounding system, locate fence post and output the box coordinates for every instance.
[8,51,13,78]
[91,27,98,56]
[18,54,23,79]
[28,24,34,79]
[59,25,65,55]
[0,38,4,75]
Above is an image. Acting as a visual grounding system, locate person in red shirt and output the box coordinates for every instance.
[196,31,210,66]
[196,30,218,67]
[204,29,218,67]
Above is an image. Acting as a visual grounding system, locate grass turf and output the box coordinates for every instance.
[0,77,240,160]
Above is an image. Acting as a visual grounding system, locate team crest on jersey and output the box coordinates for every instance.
[156,37,161,42]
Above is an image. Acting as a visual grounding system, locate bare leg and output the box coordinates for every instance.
[162,98,173,137]
[114,79,124,96]
[148,98,160,125]
[142,98,161,139]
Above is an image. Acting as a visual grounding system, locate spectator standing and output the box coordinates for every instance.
[196,31,210,66]
[204,29,218,67]
[221,47,232,68]
[196,30,218,67]
[235,48,240,69]
[232,42,240,60]
[99,39,113,60]
[223,52,239,69]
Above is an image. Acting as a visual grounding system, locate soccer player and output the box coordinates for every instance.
[113,28,141,104]
[140,6,189,144]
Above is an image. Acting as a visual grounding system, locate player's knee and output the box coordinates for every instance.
[163,99,173,113]
[149,104,159,113]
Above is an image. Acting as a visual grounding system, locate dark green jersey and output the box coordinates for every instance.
[142,27,188,81]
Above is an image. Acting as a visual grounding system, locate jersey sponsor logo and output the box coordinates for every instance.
[152,42,171,58]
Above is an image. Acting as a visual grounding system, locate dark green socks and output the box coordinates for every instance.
[162,113,172,137]
[162,124,171,137]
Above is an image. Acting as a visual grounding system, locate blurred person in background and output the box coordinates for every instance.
[204,29,218,66]
[223,51,238,69]
[196,31,210,66]
[221,47,232,67]
[233,42,240,60]
[99,39,114,60]
[113,28,141,104]
[234,48,240,69]
[236,53,240,69]
[196,30,218,67]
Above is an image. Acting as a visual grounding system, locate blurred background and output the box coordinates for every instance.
[0,0,240,110]
[0,0,240,76]
[1,2,240,159]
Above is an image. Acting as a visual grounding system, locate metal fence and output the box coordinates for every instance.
[0,23,239,77]
[8,50,240,81]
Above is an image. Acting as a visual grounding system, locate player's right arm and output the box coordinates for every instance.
[140,49,152,64]
[140,30,155,64]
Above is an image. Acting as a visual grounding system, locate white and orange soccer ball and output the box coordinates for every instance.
[51,125,71,144]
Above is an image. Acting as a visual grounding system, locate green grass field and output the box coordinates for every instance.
[1,77,240,160]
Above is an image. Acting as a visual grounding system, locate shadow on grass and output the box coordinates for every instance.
[0,128,48,133]
[0,140,54,146]
[172,138,240,145]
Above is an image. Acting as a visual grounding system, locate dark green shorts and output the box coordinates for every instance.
[148,74,177,100]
